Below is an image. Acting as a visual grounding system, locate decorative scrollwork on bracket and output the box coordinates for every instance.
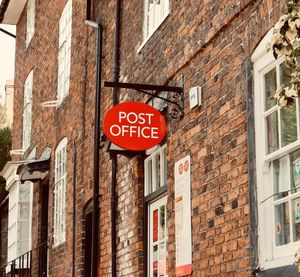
[103,81,184,121]
[168,91,184,120]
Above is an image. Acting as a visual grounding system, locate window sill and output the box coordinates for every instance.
[145,185,167,203]
[259,264,297,277]
[137,13,170,54]
[261,250,300,271]
[53,239,66,248]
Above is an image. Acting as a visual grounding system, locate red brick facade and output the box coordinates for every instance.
[3,0,293,276]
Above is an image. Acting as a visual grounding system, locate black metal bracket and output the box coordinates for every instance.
[103,81,184,119]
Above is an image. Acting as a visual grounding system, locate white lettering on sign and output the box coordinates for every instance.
[109,124,159,139]
[118,111,154,125]
[108,111,159,139]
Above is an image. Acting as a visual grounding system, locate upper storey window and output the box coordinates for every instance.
[144,145,167,196]
[57,0,72,106]
[26,0,35,47]
[53,138,67,246]
[143,0,169,42]
[23,71,33,151]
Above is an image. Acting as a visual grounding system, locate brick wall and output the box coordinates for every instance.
[13,0,93,276]
[11,0,287,276]
[97,1,284,276]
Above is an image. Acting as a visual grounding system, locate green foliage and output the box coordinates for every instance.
[0,127,12,171]
[0,177,6,203]
[0,105,7,126]
[0,127,12,202]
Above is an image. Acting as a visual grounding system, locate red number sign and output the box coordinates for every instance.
[103,102,167,151]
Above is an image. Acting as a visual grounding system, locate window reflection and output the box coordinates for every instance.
[264,67,277,111]
[267,111,279,154]
[281,104,297,147]
[275,202,290,246]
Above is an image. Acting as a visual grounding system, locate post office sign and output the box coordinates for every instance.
[103,102,167,151]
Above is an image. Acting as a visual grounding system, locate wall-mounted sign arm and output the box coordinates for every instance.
[103,81,182,93]
[103,81,184,119]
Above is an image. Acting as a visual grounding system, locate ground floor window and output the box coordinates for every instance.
[272,149,300,247]
[148,195,168,277]
[7,181,33,265]
[252,28,300,268]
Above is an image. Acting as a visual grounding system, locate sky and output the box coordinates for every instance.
[0,24,16,105]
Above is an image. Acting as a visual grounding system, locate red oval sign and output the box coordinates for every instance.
[103,102,167,151]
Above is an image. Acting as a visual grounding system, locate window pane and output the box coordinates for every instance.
[159,242,167,277]
[163,147,167,186]
[293,198,300,242]
[19,185,30,202]
[264,68,277,110]
[147,159,153,194]
[156,153,161,188]
[26,0,35,46]
[291,149,300,193]
[267,111,279,154]
[281,104,297,147]
[273,155,289,200]
[147,0,155,35]
[153,245,158,277]
[275,202,290,246]
[280,62,291,87]
[57,0,72,103]
[159,205,166,240]
[18,221,29,241]
[145,146,167,196]
[19,202,30,220]
[54,142,67,244]
[154,0,163,27]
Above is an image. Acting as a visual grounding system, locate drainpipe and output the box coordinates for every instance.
[72,138,77,277]
[111,1,122,277]
[245,58,259,271]
[112,0,121,106]
[85,4,103,276]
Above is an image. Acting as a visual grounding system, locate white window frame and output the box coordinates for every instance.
[148,195,168,277]
[145,145,168,276]
[26,0,35,47]
[252,28,300,269]
[139,0,170,51]
[57,0,72,106]
[144,144,167,196]
[53,137,67,246]
[22,71,33,151]
[7,180,33,272]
